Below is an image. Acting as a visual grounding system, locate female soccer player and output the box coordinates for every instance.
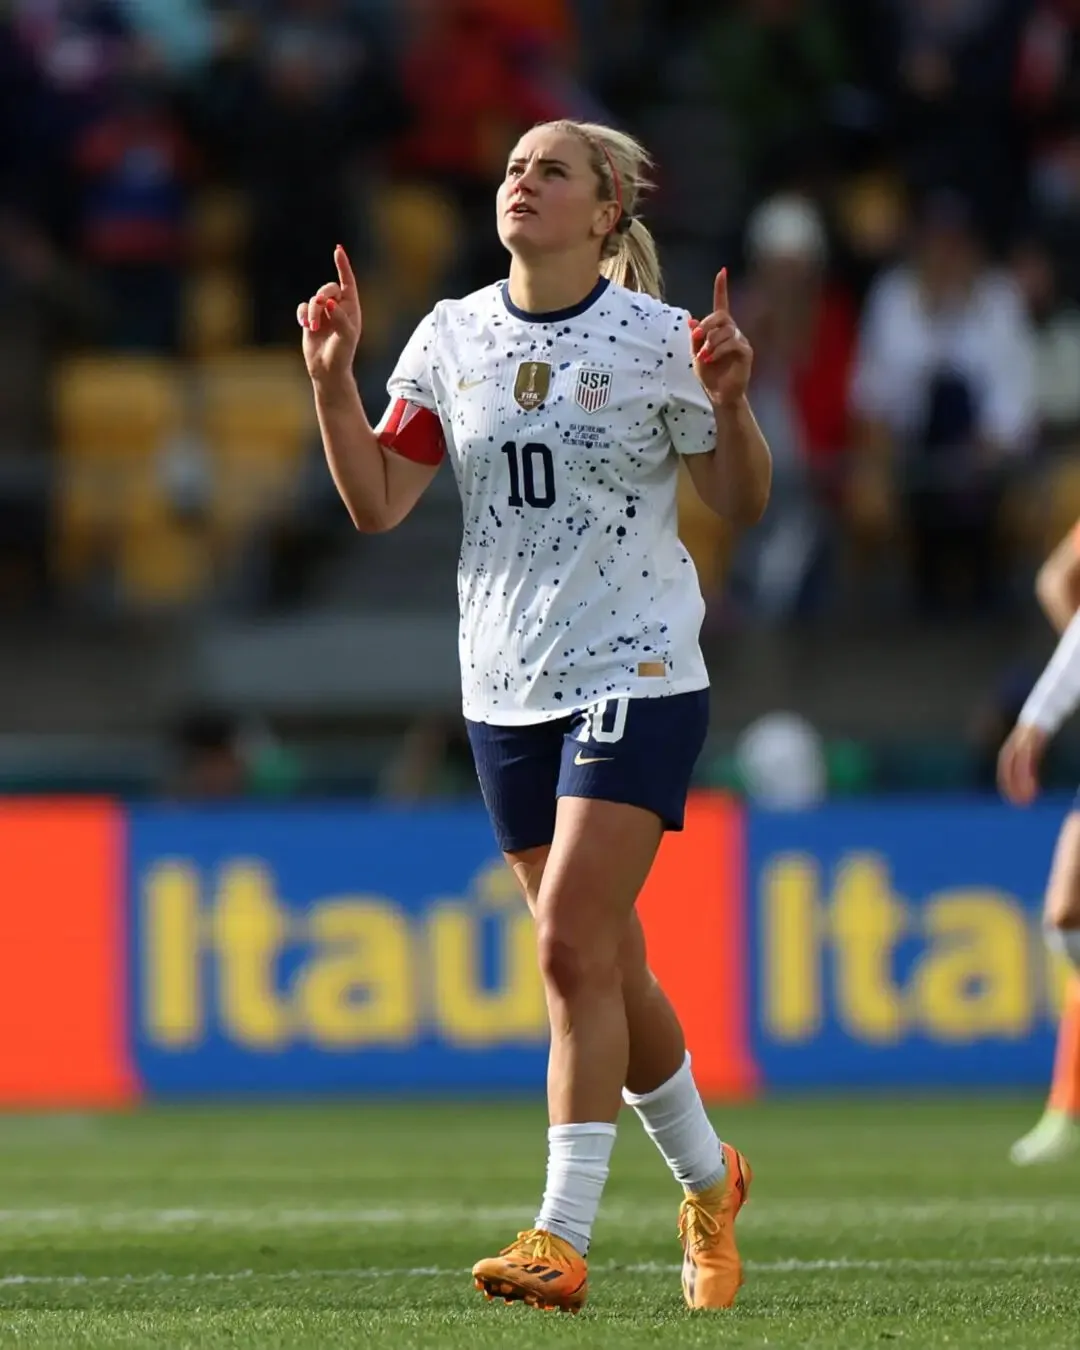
[999,523,1080,1165]
[298,119,771,1313]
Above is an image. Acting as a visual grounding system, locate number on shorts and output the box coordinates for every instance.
[575,697,629,745]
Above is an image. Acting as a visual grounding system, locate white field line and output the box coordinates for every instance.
[0,1199,1075,1231]
[0,1255,1078,1291]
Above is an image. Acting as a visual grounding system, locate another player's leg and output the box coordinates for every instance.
[1012,812,1080,1165]
[473,796,660,1312]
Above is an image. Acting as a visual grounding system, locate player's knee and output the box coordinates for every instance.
[536,919,620,1003]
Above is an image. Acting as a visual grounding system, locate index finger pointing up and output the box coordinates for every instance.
[335,243,356,293]
[713,267,729,315]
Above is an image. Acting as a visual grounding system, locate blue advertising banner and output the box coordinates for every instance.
[748,800,1071,1088]
[128,805,549,1095]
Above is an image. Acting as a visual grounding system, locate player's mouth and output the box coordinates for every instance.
[507,201,537,219]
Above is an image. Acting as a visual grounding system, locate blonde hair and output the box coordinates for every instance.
[536,119,663,299]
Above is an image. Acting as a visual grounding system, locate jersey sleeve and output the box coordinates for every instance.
[661,309,717,456]
[385,308,439,411]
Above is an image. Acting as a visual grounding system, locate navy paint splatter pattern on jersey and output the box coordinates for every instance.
[384,277,715,726]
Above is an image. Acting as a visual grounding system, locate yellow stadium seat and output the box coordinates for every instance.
[117,514,212,607]
[53,356,184,580]
[372,182,461,310]
[55,356,182,463]
[183,266,251,357]
[199,349,315,529]
[189,188,250,266]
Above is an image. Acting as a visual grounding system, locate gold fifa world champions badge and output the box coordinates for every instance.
[514,361,551,411]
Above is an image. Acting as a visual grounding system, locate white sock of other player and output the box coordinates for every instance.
[1048,926,1080,973]
[534,1122,617,1255]
[623,1052,726,1193]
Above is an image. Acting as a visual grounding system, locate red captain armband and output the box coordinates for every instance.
[376,399,446,466]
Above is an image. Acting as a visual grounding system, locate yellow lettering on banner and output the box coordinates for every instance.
[762,854,822,1043]
[428,861,546,1045]
[212,862,292,1048]
[759,848,1058,1048]
[913,892,1030,1040]
[298,899,416,1047]
[832,856,906,1043]
[143,862,203,1047]
[429,908,546,1045]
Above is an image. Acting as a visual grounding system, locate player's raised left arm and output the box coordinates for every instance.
[683,270,772,526]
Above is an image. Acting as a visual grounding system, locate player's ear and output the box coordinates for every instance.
[592,201,619,240]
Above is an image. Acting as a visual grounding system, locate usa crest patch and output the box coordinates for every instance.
[574,367,612,414]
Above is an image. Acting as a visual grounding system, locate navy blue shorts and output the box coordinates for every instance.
[466,690,710,853]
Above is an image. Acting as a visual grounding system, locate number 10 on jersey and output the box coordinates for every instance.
[502,440,556,509]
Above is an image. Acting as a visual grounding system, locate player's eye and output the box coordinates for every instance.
[544,165,567,178]
[507,163,524,178]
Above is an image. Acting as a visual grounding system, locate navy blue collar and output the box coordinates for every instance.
[500,275,610,324]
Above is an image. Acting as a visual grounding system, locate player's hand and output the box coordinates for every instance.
[691,269,753,408]
[298,244,362,386]
[997,722,1049,807]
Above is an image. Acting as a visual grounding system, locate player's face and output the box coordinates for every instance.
[497,129,619,257]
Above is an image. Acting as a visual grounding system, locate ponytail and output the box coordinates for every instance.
[534,119,663,299]
[601,217,663,299]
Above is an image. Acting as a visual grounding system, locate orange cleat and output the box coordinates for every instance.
[677,1142,752,1309]
[472,1228,588,1314]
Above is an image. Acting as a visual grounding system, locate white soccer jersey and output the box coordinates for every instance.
[384,276,717,725]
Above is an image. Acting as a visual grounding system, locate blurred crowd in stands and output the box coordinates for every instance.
[3,0,1080,630]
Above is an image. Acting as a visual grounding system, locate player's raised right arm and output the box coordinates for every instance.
[300,245,438,533]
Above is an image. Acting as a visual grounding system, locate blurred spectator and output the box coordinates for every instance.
[394,0,584,292]
[194,0,404,344]
[10,0,134,238]
[377,714,475,802]
[1016,1,1080,291]
[700,0,849,202]
[71,44,197,350]
[166,708,301,799]
[734,711,828,809]
[726,194,856,618]
[850,190,1037,614]
[111,0,216,77]
[168,708,247,798]
[0,210,94,611]
[869,0,1028,245]
[1012,234,1080,448]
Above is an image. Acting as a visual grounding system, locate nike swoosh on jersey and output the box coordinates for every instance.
[573,751,613,766]
[457,375,488,390]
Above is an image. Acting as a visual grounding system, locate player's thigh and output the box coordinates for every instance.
[1046,811,1080,927]
[535,795,664,964]
[466,717,566,853]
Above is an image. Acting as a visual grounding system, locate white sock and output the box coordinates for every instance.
[534,1122,616,1256]
[623,1052,726,1193]
[1048,927,1080,974]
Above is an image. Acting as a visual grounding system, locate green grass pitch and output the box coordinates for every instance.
[0,1097,1075,1347]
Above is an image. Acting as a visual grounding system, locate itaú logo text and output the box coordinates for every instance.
[140,859,547,1051]
[761,852,1068,1045]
